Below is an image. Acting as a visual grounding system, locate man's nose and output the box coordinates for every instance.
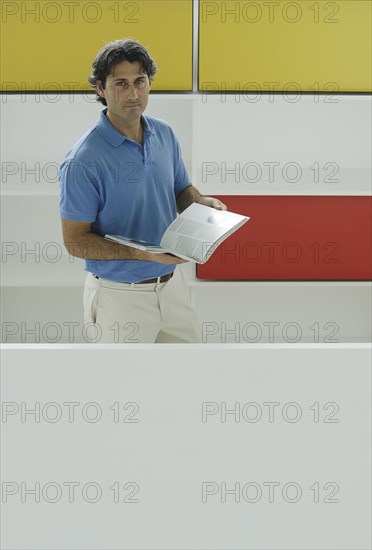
[126,83,139,98]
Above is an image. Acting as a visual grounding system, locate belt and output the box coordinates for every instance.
[93,272,174,284]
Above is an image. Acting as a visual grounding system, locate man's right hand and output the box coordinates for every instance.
[146,252,188,264]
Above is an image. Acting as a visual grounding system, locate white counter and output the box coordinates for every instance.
[1,344,371,549]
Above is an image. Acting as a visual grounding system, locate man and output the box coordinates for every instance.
[59,39,226,343]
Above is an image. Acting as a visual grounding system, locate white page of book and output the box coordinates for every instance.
[160,203,247,262]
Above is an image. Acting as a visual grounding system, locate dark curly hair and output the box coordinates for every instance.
[88,39,157,106]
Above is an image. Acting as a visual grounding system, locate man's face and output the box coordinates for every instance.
[97,60,151,123]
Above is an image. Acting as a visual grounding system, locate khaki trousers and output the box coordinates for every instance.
[83,267,202,343]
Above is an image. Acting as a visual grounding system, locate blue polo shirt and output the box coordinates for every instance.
[59,108,191,282]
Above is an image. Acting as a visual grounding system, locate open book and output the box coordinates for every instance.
[104,202,250,263]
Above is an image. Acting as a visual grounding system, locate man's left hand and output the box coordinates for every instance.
[197,196,228,211]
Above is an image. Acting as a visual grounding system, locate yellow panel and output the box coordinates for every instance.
[0,0,192,91]
[199,0,372,92]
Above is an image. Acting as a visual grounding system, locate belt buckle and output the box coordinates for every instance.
[162,272,173,283]
[154,272,173,285]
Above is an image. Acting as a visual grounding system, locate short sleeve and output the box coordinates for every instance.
[172,134,191,195]
[59,159,101,222]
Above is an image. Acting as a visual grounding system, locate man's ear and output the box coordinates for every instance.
[96,80,105,97]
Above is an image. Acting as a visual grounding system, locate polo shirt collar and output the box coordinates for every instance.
[96,108,155,147]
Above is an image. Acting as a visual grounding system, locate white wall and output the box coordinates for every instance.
[193,94,371,195]
[1,93,371,343]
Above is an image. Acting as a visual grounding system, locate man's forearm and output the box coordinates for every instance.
[176,185,203,213]
[64,232,185,265]
[65,232,149,261]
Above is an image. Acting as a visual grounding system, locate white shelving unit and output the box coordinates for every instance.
[1,94,371,343]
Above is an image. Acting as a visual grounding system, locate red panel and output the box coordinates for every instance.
[197,196,372,280]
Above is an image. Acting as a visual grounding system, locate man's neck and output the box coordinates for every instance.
[106,111,142,141]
